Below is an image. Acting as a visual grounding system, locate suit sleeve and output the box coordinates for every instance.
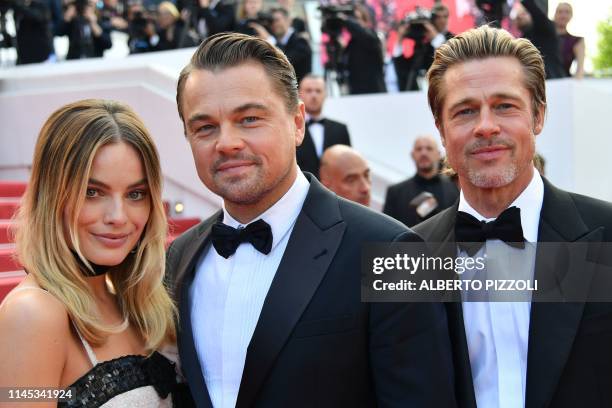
[369,230,457,407]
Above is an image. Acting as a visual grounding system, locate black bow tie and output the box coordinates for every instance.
[307,118,325,126]
[211,219,273,259]
[455,206,525,256]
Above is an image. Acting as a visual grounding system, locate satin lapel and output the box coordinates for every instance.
[416,205,476,408]
[176,212,221,408]
[526,180,601,408]
[235,178,346,408]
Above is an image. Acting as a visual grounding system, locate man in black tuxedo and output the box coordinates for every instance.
[251,7,311,84]
[296,75,351,179]
[169,32,456,408]
[383,135,458,227]
[414,25,612,408]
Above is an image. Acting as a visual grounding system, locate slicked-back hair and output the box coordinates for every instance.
[176,32,299,127]
[427,25,546,125]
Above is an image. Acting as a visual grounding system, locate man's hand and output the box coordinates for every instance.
[199,0,210,8]
[396,22,409,39]
[423,21,439,43]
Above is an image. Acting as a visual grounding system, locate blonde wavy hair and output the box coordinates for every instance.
[14,99,176,351]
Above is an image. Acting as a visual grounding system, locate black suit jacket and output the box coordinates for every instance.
[277,31,312,84]
[383,174,459,227]
[296,119,351,179]
[414,178,612,408]
[166,174,456,408]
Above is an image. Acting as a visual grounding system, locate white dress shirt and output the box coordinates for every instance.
[305,113,325,158]
[458,169,544,408]
[190,171,310,408]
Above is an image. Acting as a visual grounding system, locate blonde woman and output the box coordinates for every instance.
[0,100,192,407]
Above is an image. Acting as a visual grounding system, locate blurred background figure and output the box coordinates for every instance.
[252,7,311,83]
[554,2,585,79]
[533,152,546,176]
[512,0,565,79]
[126,4,156,54]
[181,0,235,42]
[10,0,55,64]
[58,0,112,60]
[235,0,264,35]
[319,144,371,207]
[99,0,128,32]
[277,0,306,34]
[342,4,386,94]
[297,74,351,179]
[152,1,197,51]
[383,135,458,227]
[392,4,454,91]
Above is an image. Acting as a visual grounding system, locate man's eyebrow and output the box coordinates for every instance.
[232,103,270,114]
[88,178,147,189]
[187,113,212,128]
[447,93,524,112]
[186,103,270,127]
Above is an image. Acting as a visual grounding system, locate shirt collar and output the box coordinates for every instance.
[221,170,310,251]
[458,169,544,242]
[279,27,295,46]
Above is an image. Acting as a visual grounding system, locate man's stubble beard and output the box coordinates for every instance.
[212,158,294,206]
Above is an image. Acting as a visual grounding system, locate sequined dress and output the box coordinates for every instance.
[58,327,178,408]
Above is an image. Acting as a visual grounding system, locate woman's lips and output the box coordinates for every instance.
[92,233,129,249]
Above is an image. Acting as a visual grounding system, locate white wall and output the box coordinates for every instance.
[1,52,611,219]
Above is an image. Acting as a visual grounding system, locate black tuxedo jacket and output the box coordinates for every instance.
[277,32,312,84]
[414,178,612,408]
[296,119,351,179]
[166,174,456,408]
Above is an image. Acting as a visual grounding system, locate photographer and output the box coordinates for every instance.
[152,1,197,51]
[250,7,311,83]
[126,5,155,53]
[182,0,235,41]
[8,0,54,64]
[392,4,453,91]
[338,4,386,95]
[235,0,270,36]
[58,0,112,60]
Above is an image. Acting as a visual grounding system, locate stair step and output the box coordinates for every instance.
[0,181,27,198]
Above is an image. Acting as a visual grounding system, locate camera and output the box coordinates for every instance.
[128,10,153,53]
[400,7,431,42]
[319,4,354,37]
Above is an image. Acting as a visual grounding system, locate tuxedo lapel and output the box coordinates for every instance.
[235,177,346,408]
[525,179,601,408]
[415,204,477,408]
[175,211,222,408]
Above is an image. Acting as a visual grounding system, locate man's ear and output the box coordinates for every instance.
[533,104,545,136]
[294,102,306,146]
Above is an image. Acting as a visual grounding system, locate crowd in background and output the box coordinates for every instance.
[1,0,586,93]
